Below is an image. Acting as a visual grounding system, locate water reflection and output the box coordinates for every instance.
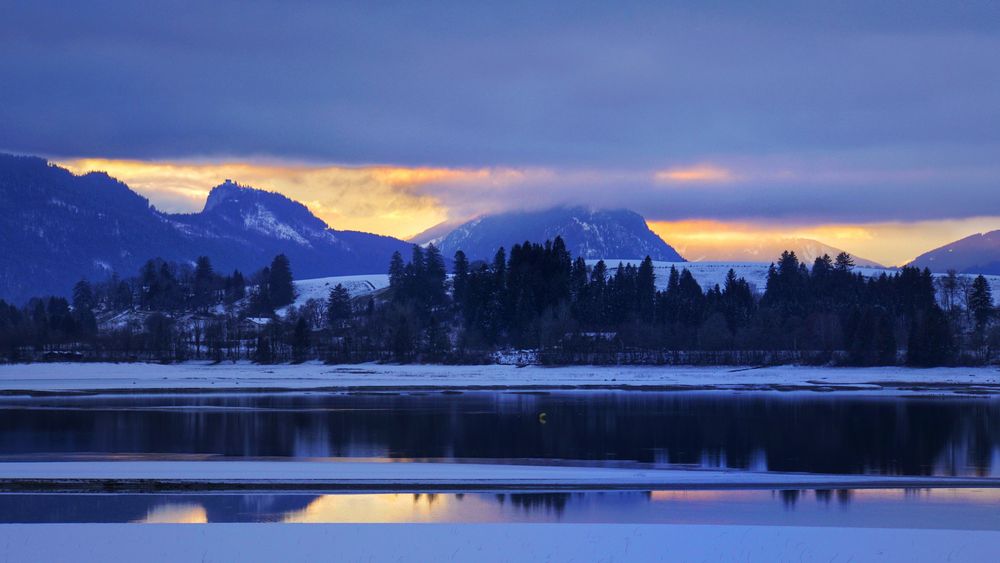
[3,488,999,528]
[1,392,999,476]
[135,503,208,523]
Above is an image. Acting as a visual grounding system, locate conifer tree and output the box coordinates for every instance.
[326,284,352,328]
[193,256,215,311]
[834,252,855,272]
[969,275,994,334]
[637,257,656,323]
[424,243,447,307]
[452,250,470,306]
[268,254,295,308]
[388,251,406,289]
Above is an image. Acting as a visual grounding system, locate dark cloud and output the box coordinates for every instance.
[1,1,999,222]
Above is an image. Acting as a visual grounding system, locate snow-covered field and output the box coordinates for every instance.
[3,460,991,490]
[284,273,390,310]
[0,361,997,396]
[1,523,996,562]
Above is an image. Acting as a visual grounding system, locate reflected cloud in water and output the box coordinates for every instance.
[5,488,1000,528]
[134,503,208,524]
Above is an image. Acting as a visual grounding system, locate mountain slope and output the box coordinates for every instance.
[432,207,685,262]
[0,154,411,303]
[908,230,1000,274]
[408,219,464,247]
[671,237,885,268]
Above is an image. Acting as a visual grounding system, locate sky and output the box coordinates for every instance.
[3,1,999,265]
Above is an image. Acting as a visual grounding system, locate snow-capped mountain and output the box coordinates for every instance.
[429,207,685,262]
[0,154,410,303]
[170,180,409,278]
[671,237,884,268]
[408,219,464,247]
[908,230,1000,274]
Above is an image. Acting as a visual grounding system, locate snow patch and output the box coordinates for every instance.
[243,203,310,246]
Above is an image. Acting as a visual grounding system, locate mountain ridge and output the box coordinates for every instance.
[429,207,685,262]
[908,230,1000,274]
[0,154,411,303]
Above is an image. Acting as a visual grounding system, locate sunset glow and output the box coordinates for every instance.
[655,165,734,184]
[648,217,1000,266]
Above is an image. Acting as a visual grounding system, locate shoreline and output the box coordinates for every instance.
[0,361,998,397]
[1,461,998,493]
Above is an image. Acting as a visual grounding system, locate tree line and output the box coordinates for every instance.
[0,237,996,366]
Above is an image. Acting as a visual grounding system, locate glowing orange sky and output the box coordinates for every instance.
[57,158,999,266]
[647,218,1000,266]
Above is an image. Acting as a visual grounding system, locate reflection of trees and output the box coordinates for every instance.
[505,493,572,516]
[411,493,439,506]
[2,392,999,476]
[781,489,856,508]
[778,489,800,507]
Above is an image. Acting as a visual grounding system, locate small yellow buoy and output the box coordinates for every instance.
[538,412,547,424]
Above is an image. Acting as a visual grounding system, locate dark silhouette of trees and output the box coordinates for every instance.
[192,256,216,311]
[268,254,295,308]
[907,306,955,367]
[969,275,993,335]
[326,284,352,329]
[0,237,993,367]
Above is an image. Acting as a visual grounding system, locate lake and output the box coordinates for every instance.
[1,391,998,476]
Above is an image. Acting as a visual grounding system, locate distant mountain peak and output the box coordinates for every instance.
[432,206,685,262]
[670,236,885,268]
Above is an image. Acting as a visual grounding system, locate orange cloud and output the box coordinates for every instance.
[655,164,734,183]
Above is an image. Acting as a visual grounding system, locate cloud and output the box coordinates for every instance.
[655,165,734,184]
[54,153,1000,266]
[4,2,1000,245]
[58,152,1000,251]
[2,2,999,169]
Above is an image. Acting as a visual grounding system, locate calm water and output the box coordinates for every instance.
[1,391,998,476]
[2,489,999,528]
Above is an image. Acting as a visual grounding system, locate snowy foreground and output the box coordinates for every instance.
[1,523,996,562]
[1,361,998,396]
[2,461,992,491]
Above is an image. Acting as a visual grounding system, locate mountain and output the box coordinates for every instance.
[0,154,410,303]
[908,230,1000,274]
[430,207,685,262]
[670,237,885,268]
[408,219,464,247]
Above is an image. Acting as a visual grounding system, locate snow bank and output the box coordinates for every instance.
[0,461,994,490]
[0,361,997,396]
[1,523,997,562]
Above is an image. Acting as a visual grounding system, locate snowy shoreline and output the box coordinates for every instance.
[1,460,998,492]
[0,361,998,397]
[2,523,998,562]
